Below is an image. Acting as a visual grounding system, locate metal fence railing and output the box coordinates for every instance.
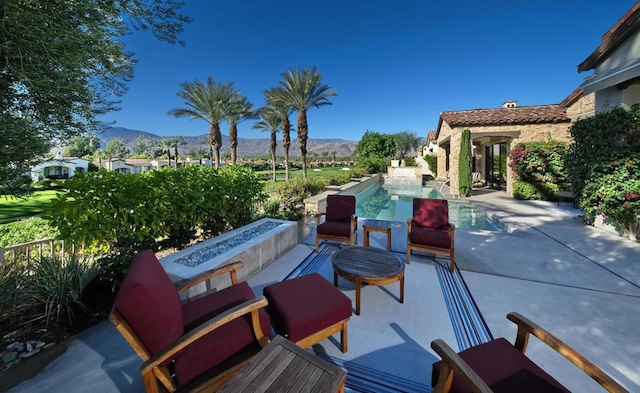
[0,238,75,267]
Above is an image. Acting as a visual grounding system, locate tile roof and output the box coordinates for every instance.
[440,104,570,127]
[427,131,437,141]
[578,1,640,72]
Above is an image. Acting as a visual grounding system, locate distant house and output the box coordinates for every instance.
[578,1,640,112]
[435,91,594,196]
[31,153,89,181]
[94,158,177,173]
[421,131,438,156]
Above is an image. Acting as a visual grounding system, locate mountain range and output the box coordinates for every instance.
[99,127,358,158]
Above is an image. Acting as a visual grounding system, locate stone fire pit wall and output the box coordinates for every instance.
[160,218,298,300]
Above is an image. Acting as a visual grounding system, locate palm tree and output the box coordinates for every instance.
[158,137,175,167]
[252,107,281,181]
[276,66,337,178]
[168,77,236,167]
[264,87,294,181]
[187,147,208,165]
[224,93,257,165]
[168,136,187,166]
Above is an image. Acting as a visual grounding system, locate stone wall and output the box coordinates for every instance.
[387,166,422,178]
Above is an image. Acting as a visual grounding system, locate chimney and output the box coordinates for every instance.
[503,100,517,108]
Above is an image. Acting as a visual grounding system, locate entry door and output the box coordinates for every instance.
[485,143,507,189]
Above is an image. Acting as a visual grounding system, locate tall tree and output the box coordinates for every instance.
[224,93,256,165]
[264,87,294,181]
[63,135,100,158]
[157,137,175,166]
[0,1,189,196]
[168,77,236,167]
[130,135,157,157]
[0,116,49,196]
[356,130,396,158]
[253,107,281,182]
[168,136,186,164]
[458,129,472,197]
[276,66,337,178]
[394,130,422,159]
[187,147,208,165]
[105,137,128,169]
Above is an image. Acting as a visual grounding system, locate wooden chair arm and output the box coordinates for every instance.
[431,339,492,393]
[177,261,244,293]
[316,212,326,226]
[141,296,269,376]
[350,214,358,228]
[506,312,627,393]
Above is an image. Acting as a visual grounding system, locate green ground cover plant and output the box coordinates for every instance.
[0,217,59,247]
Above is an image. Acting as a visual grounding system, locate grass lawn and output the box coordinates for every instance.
[0,190,62,221]
[257,166,352,179]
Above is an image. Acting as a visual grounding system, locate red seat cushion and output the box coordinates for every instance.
[317,220,352,237]
[174,281,271,386]
[432,338,570,393]
[263,273,352,343]
[326,195,356,222]
[413,198,449,229]
[114,250,183,356]
[409,226,451,249]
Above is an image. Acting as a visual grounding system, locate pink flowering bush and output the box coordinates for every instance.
[508,141,569,200]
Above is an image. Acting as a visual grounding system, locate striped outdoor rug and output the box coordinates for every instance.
[285,244,493,392]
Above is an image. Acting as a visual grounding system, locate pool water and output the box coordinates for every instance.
[356,182,505,232]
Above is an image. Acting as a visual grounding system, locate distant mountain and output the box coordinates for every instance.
[98,127,358,158]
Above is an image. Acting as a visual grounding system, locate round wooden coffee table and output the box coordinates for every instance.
[331,246,405,315]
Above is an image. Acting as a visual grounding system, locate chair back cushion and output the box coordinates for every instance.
[413,198,449,229]
[432,338,570,393]
[326,195,356,222]
[114,249,184,355]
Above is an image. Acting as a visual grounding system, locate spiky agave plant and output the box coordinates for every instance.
[30,254,101,328]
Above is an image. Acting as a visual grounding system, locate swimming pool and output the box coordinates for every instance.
[355,181,505,232]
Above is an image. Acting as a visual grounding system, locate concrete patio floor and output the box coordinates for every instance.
[4,190,639,392]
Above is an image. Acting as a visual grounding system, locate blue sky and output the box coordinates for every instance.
[101,1,634,142]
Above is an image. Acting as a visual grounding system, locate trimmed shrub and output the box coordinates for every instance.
[403,157,416,167]
[423,154,437,174]
[47,165,267,255]
[356,155,388,174]
[276,177,329,211]
[513,181,560,201]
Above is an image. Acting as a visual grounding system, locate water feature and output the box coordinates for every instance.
[356,180,505,232]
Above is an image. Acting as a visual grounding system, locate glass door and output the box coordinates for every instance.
[485,143,507,189]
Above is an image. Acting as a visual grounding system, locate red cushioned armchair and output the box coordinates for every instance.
[109,250,271,393]
[406,198,455,272]
[431,312,627,393]
[316,194,358,252]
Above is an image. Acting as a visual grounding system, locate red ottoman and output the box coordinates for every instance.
[263,273,352,352]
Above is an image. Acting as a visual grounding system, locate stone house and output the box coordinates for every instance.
[434,91,594,196]
[578,1,640,112]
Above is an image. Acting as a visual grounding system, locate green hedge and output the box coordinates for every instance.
[513,181,559,201]
[47,165,266,254]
